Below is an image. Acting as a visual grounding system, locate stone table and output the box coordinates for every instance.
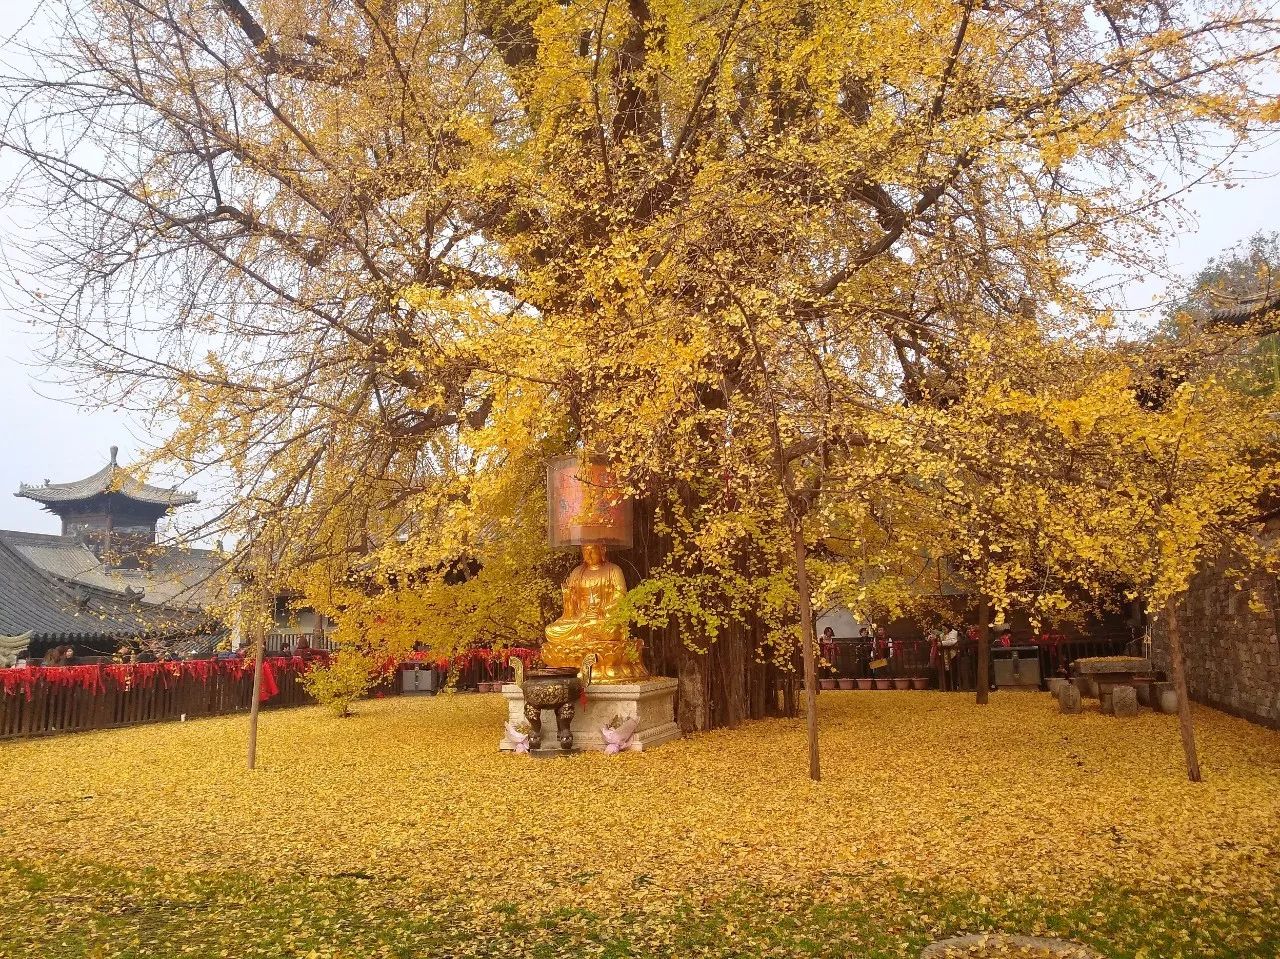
[1074,656,1153,715]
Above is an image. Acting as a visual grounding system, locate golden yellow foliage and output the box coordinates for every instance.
[0,693,1276,943]
[300,650,380,717]
[8,0,1280,741]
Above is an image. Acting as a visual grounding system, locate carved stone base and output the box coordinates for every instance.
[500,678,680,753]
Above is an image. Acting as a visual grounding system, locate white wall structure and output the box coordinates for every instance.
[816,607,866,639]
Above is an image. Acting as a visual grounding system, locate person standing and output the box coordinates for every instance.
[820,626,837,681]
[941,623,960,691]
[871,626,889,680]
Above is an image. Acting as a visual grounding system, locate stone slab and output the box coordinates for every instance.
[1074,656,1151,675]
[499,677,681,753]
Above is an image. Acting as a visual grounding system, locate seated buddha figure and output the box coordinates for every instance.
[542,544,648,684]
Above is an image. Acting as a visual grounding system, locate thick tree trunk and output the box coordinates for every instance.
[791,518,821,781]
[1165,597,1202,782]
[719,620,750,728]
[634,490,800,733]
[976,597,991,706]
[748,645,768,720]
[676,643,709,733]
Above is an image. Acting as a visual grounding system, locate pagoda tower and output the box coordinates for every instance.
[14,446,197,567]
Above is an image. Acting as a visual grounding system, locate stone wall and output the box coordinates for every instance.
[1150,520,1280,729]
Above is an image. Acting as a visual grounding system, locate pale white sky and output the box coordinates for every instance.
[0,0,1278,534]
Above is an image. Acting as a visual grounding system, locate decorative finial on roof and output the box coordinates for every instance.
[110,445,119,466]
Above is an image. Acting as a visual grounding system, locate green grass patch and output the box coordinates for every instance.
[2,857,1275,958]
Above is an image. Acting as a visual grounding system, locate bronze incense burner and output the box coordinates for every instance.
[520,667,583,751]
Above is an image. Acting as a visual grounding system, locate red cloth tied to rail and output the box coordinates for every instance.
[1,666,40,700]
[38,664,106,694]
[125,662,164,689]
[0,656,321,703]
[259,659,279,701]
[0,665,105,697]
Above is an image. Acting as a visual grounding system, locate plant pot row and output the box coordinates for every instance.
[477,681,507,693]
[817,677,930,691]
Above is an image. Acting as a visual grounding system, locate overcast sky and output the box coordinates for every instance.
[1,0,1278,536]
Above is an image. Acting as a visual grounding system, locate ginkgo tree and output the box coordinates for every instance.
[3,0,1280,764]
[1052,339,1280,781]
[917,325,1280,781]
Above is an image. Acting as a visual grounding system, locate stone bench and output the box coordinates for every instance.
[1150,680,1179,714]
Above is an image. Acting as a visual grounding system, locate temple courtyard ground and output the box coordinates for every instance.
[0,692,1276,958]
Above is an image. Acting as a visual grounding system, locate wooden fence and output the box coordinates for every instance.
[0,658,322,740]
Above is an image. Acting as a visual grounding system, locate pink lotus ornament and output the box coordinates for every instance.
[505,721,531,754]
[600,716,638,754]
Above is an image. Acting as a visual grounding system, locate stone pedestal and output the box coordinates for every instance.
[499,677,681,753]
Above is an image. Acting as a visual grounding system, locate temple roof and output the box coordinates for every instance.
[0,536,212,642]
[0,530,220,608]
[14,447,198,509]
[1208,287,1280,324]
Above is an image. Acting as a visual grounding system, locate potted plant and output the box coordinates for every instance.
[855,677,874,690]
[910,675,930,690]
[892,676,911,690]
[837,677,855,690]
[819,677,837,690]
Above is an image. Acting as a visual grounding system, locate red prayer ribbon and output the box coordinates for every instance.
[0,656,322,703]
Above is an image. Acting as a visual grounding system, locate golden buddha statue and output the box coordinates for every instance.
[542,544,648,684]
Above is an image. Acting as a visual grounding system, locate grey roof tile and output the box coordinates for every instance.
[15,455,198,508]
[1209,287,1280,323]
[0,536,213,642]
[0,531,222,608]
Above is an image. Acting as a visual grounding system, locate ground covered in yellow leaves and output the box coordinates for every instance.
[0,692,1276,958]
